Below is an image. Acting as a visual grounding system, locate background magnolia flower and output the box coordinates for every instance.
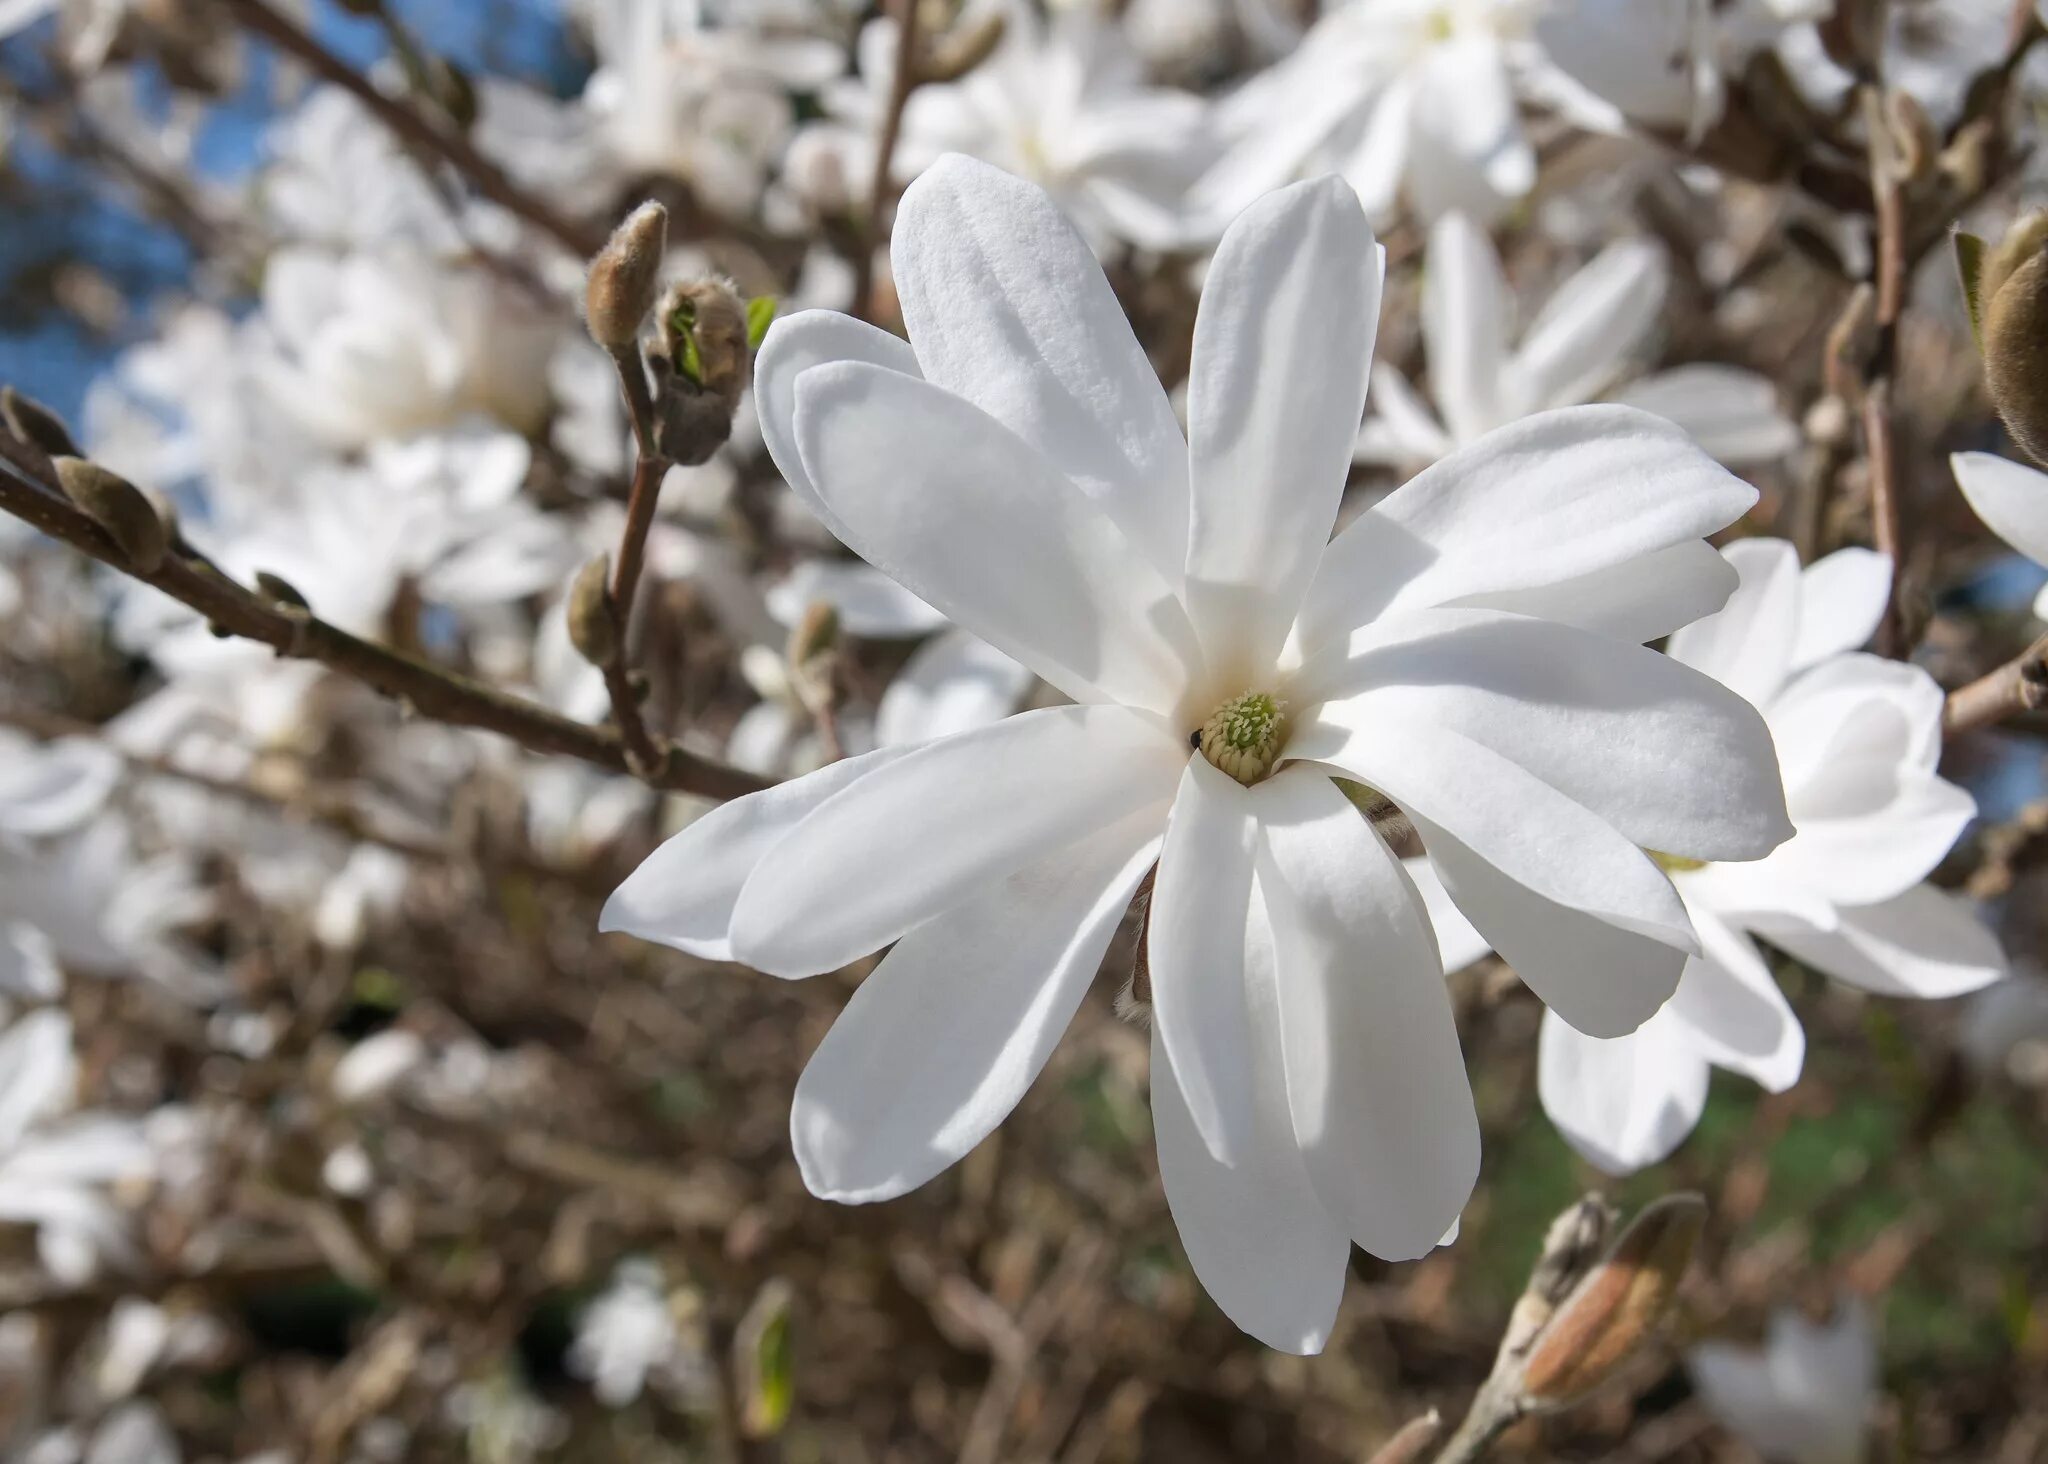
[1192,0,1542,230]
[1358,211,1798,472]
[1689,1295,1878,1464]
[605,154,1790,1352]
[1536,541,2004,1173]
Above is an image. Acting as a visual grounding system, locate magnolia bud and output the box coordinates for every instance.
[2,386,80,459]
[786,599,840,676]
[1982,212,2048,466]
[584,202,669,352]
[1519,1193,1705,1408]
[1885,92,1938,183]
[255,570,310,610]
[566,554,620,668]
[659,277,752,407]
[53,457,167,574]
[921,11,1007,84]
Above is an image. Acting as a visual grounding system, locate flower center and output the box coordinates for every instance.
[1197,690,1289,786]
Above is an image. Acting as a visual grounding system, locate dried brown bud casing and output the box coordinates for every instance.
[54,457,168,574]
[1520,1193,1705,1408]
[1983,214,2048,468]
[566,553,621,667]
[585,201,669,351]
[660,278,752,407]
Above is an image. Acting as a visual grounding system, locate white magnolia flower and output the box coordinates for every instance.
[1536,0,1831,142]
[1360,212,1798,472]
[569,1259,694,1406]
[1952,451,2048,621]
[1192,0,1543,230]
[1689,1295,1877,1464]
[605,156,1790,1350]
[0,1009,157,1288]
[1536,541,2002,1173]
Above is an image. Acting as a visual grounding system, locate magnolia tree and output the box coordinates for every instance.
[0,0,2046,1459]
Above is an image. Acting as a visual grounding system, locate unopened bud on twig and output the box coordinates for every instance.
[1519,1192,1705,1409]
[659,278,752,407]
[1884,92,1939,183]
[1979,212,2048,467]
[920,10,1007,84]
[786,600,840,680]
[584,201,669,351]
[2,386,80,459]
[255,570,311,610]
[566,554,621,668]
[53,457,167,574]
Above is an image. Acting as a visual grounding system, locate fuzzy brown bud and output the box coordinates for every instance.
[2,386,81,459]
[659,278,752,407]
[584,202,670,351]
[786,599,840,675]
[1519,1193,1705,1408]
[920,11,1007,84]
[1982,212,2048,467]
[566,554,620,667]
[53,457,167,574]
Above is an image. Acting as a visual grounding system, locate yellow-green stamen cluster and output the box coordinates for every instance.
[1199,691,1288,786]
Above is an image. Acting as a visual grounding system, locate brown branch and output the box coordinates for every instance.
[1859,84,1908,657]
[0,444,768,802]
[851,0,924,323]
[1944,632,2048,736]
[214,0,604,258]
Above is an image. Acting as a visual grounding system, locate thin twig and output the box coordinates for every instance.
[214,0,604,258]
[1859,83,1908,656]
[0,444,767,802]
[851,0,924,322]
[1944,632,2048,735]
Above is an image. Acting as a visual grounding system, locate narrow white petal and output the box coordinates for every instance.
[875,629,1034,748]
[1790,547,1892,672]
[1665,538,1801,706]
[1665,906,1805,1093]
[1405,40,1535,225]
[1298,405,1756,647]
[1754,885,2006,999]
[1453,538,1739,644]
[1355,363,1453,467]
[1255,768,1479,1260]
[1423,211,1510,444]
[600,746,916,964]
[892,155,1190,580]
[731,706,1184,977]
[1614,365,1799,465]
[1298,610,1792,861]
[1151,940,1349,1352]
[1185,176,1380,682]
[767,560,947,639]
[1953,451,2048,568]
[1405,856,1491,972]
[790,806,1161,1203]
[1513,238,1667,412]
[1772,775,1976,907]
[791,361,1203,714]
[1539,1006,1710,1175]
[1148,757,1260,1164]
[755,309,922,537]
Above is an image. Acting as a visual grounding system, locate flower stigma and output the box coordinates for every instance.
[1197,690,1290,786]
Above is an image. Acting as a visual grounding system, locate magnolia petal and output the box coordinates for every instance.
[1423,210,1510,444]
[1953,451,2048,568]
[1148,756,1260,1164]
[1405,39,1535,225]
[1185,176,1379,682]
[875,629,1034,748]
[731,705,1183,977]
[1665,905,1805,1093]
[1405,856,1491,972]
[1298,610,1792,861]
[790,805,1161,1203]
[600,745,915,964]
[791,361,1203,714]
[1754,884,2006,1000]
[1614,364,1799,466]
[1665,537,1801,707]
[755,308,922,538]
[1151,953,1349,1352]
[1513,238,1666,413]
[892,155,1190,580]
[1791,547,1892,672]
[1255,768,1479,1260]
[1298,405,1756,647]
[1538,1005,1709,1175]
[1454,538,1738,644]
